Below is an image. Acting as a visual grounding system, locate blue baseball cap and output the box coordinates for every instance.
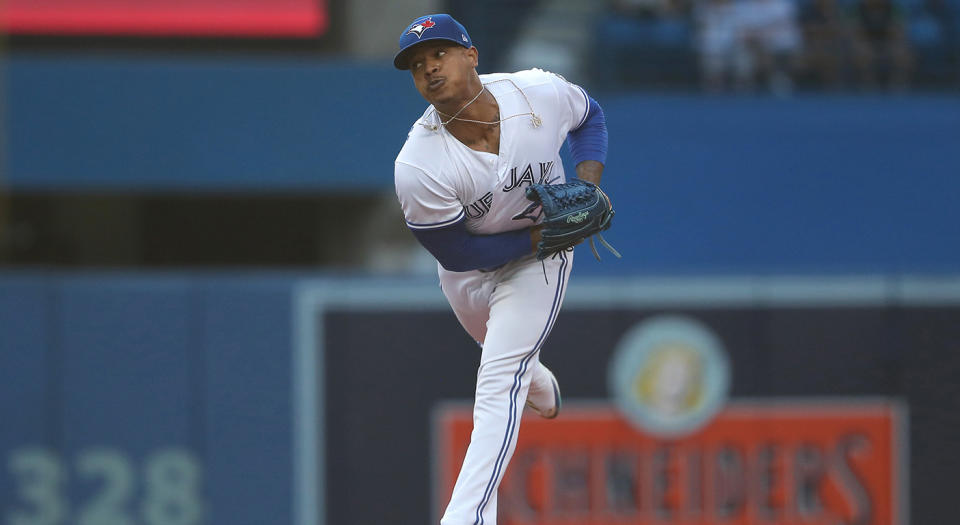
[394,14,472,70]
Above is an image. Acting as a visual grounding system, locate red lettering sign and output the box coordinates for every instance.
[434,401,906,525]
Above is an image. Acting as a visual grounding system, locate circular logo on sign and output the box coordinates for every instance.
[607,316,731,437]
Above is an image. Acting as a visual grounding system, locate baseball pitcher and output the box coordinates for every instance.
[393,13,615,525]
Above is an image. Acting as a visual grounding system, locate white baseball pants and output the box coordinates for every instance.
[437,250,572,525]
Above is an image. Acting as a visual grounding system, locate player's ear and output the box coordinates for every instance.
[466,46,479,68]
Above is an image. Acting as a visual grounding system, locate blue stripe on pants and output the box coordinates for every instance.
[473,252,568,525]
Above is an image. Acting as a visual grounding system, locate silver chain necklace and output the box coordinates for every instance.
[421,78,542,132]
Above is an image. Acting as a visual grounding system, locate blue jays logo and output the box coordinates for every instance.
[407,18,436,39]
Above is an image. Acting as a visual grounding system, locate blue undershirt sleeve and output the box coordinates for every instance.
[410,219,531,272]
[566,95,608,166]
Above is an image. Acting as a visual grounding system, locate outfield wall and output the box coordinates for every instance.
[2,273,959,524]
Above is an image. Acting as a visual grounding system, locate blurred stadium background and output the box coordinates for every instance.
[1,0,958,524]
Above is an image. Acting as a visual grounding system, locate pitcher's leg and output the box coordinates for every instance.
[441,252,572,525]
[439,269,494,343]
[525,361,561,419]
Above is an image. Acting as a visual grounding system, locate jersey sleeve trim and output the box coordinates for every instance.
[395,159,464,230]
[405,209,466,230]
[574,85,590,129]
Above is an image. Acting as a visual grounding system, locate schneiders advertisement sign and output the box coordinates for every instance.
[436,402,906,525]
[433,316,908,525]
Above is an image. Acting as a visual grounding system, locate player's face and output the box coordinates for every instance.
[407,42,478,107]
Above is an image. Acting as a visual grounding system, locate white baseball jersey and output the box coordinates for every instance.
[395,68,590,238]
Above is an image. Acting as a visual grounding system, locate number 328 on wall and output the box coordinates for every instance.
[6,447,204,525]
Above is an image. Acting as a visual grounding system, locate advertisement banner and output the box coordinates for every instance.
[298,278,958,525]
[435,401,906,525]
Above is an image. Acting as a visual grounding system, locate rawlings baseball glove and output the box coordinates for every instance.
[515,179,620,261]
